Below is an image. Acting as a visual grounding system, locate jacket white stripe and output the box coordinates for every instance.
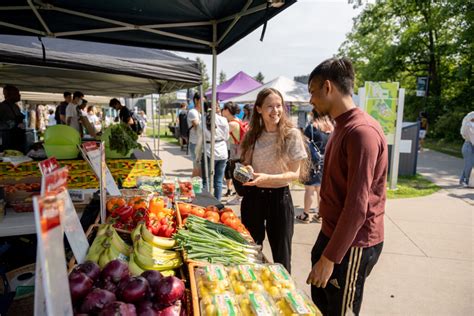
[343,247,363,315]
[341,248,356,314]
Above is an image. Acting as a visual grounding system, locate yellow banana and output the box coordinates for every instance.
[99,249,112,268]
[85,235,109,263]
[140,224,176,249]
[106,241,130,262]
[160,270,176,277]
[133,249,182,271]
[128,253,145,276]
[131,225,142,244]
[96,224,112,237]
[109,229,132,255]
[135,238,180,260]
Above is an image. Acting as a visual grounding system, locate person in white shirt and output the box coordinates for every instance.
[47,109,56,126]
[187,93,202,177]
[65,91,84,135]
[460,111,474,187]
[87,105,102,133]
[196,105,229,201]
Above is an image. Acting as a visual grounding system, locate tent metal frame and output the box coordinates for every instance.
[0,0,287,194]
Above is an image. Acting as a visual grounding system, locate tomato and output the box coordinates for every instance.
[106,197,126,213]
[128,197,148,210]
[205,205,219,213]
[158,224,168,237]
[149,197,165,214]
[164,225,176,238]
[132,208,149,224]
[220,211,236,223]
[204,211,220,223]
[115,205,133,221]
[224,217,240,230]
[182,217,188,226]
[191,207,205,218]
[178,203,192,217]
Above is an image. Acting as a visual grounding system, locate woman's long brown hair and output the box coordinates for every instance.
[240,88,310,180]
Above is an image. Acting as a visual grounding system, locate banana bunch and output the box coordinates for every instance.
[85,224,132,268]
[129,224,182,275]
[3,150,23,157]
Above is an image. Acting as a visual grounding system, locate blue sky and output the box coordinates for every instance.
[177,0,365,82]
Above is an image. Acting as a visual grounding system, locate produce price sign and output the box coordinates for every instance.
[38,157,60,175]
[363,82,399,145]
[33,194,73,316]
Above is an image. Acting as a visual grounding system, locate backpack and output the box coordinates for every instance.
[308,125,324,174]
[131,112,145,135]
[229,119,249,145]
[178,110,189,137]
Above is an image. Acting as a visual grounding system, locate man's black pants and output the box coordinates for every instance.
[311,232,383,316]
[241,186,294,272]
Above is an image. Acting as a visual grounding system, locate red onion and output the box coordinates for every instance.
[136,300,159,316]
[154,277,184,306]
[101,260,130,284]
[157,301,181,316]
[73,261,101,282]
[141,270,163,291]
[69,271,94,304]
[80,288,116,314]
[118,276,150,303]
[99,301,137,316]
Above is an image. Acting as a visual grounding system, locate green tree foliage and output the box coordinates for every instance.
[219,70,227,85]
[254,72,265,83]
[196,57,210,92]
[340,0,473,141]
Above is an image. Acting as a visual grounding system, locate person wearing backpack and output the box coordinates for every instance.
[296,109,334,224]
[221,101,248,202]
[109,98,145,135]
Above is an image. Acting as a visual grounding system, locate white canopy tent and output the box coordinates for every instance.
[0,91,113,105]
[226,76,311,103]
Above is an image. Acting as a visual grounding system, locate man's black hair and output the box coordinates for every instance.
[308,57,355,96]
[109,98,120,107]
[193,92,200,103]
[73,91,84,99]
[63,91,71,98]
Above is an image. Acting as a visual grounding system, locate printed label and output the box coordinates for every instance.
[118,253,129,262]
[213,294,237,316]
[268,265,290,282]
[249,293,274,316]
[237,265,257,282]
[285,292,311,314]
[205,265,226,282]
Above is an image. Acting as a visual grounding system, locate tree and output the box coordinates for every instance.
[196,57,210,92]
[294,75,309,85]
[254,72,265,83]
[219,70,227,85]
[339,0,472,141]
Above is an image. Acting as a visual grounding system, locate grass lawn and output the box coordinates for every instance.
[387,174,440,199]
[423,138,463,158]
[145,125,179,146]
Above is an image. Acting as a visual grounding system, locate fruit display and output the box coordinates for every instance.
[238,292,279,316]
[106,195,178,238]
[274,290,321,316]
[228,265,264,294]
[162,177,177,201]
[0,149,24,157]
[174,215,261,265]
[200,292,241,316]
[194,264,231,298]
[69,259,186,315]
[259,264,296,299]
[129,224,182,274]
[85,224,132,268]
[177,177,194,202]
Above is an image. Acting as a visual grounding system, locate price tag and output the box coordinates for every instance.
[38,157,60,176]
[33,195,73,316]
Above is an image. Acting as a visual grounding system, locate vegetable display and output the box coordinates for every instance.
[174,215,261,265]
[69,260,186,315]
[104,123,143,155]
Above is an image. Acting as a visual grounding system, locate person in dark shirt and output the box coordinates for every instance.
[306,57,387,316]
[55,91,71,124]
[0,85,26,152]
[109,98,136,131]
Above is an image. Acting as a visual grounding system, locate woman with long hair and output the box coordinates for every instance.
[242,104,252,123]
[240,88,308,272]
[297,109,334,223]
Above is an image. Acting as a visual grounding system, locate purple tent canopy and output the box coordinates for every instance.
[205,71,262,101]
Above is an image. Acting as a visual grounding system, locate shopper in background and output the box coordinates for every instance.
[178,102,189,151]
[460,111,474,187]
[242,103,252,123]
[87,105,102,133]
[239,88,308,272]
[109,98,136,131]
[47,109,56,126]
[196,103,229,201]
[306,57,387,315]
[66,91,85,135]
[297,109,334,223]
[0,85,25,152]
[417,111,429,151]
[55,91,71,124]
[187,93,202,177]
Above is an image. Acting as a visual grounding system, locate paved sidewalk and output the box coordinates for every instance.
[144,137,473,315]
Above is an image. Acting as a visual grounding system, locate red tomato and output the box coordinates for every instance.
[178,203,192,217]
[224,217,240,230]
[191,207,205,218]
[220,211,236,223]
[206,205,219,213]
[204,211,220,223]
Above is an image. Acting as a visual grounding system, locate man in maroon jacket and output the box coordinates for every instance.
[306,57,387,315]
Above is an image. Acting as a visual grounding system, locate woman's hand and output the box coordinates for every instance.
[243,172,269,186]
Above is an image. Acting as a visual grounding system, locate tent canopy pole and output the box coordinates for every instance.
[209,21,217,195]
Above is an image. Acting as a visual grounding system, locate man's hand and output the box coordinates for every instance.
[243,172,268,186]
[306,255,334,288]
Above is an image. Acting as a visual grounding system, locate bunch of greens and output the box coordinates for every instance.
[107,123,143,155]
